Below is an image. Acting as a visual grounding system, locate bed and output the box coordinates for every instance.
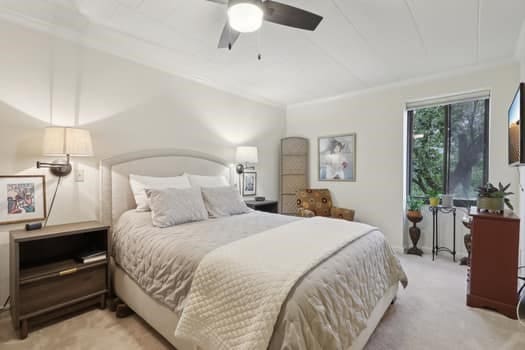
[100,149,407,350]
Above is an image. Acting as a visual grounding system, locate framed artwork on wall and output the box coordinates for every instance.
[242,171,257,197]
[318,134,356,182]
[0,175,47,225]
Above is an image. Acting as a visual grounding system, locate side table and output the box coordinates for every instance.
[429,206,456,262]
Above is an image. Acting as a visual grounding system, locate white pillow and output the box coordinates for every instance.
[146,187,208,228]
[201,186,251,217]
[185,173,229,188]
[129,174,191,211]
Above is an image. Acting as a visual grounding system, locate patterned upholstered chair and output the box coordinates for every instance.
[296,189,355,221]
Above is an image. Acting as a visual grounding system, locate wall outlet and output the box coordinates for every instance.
[75,168,85,182]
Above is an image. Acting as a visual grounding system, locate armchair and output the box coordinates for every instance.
[296,189,355,221]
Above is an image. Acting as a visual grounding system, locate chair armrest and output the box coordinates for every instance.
[331,207,355,221]
[297,208,316,218]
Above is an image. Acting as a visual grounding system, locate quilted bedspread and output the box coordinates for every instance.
[174,217,377,350]
[112,211,407,350]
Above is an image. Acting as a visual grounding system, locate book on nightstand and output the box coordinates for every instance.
[76,250,107,264]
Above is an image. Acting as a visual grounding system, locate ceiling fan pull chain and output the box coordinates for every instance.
[226,22,232,51]
[257,25,262,61]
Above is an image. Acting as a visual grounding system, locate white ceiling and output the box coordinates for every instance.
[1,0,524,106]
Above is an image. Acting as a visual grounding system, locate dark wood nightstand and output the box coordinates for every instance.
[245,200,279,213]
[10,221,109,339]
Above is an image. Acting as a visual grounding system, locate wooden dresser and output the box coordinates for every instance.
[467,209,519,319]
[10,222,109,338]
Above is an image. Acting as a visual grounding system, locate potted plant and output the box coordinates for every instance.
[427,189,441,207]
[476,182,514,213]
[406,197,424,220]
[406,197,424,256]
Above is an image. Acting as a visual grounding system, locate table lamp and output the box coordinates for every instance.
[235,146,258,175]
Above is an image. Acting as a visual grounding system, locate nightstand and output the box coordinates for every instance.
[245,200,279,213]
[10,221,109,339]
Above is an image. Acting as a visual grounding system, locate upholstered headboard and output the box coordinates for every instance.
[99,149,232,227]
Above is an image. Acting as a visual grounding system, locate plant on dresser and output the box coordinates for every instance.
[476,182,513,213]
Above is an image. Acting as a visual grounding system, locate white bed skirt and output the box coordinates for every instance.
[112,262,398,350]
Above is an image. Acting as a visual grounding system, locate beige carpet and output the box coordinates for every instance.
[1,254,524,350]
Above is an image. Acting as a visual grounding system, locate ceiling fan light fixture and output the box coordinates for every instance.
[227,2,263,33]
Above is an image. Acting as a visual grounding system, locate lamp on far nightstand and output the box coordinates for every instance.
[235,146,258,175]
[235,146,258,195]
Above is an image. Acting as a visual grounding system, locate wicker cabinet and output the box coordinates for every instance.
[280,137,308,215]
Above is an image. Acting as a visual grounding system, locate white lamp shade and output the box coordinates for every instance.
[227,2,264,33]
[236,146,258,164]
[43,127,94,157]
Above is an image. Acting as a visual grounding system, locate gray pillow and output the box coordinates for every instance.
[146,187,208,228]
[201,186,252,217]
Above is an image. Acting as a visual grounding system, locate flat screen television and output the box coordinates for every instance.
[509,82,525,166]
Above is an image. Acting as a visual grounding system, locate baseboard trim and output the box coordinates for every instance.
[395,245,467,259]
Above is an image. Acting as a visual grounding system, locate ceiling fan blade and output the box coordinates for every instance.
[262,1,323,31]
[218,22,241,49]
[206,0,228,4]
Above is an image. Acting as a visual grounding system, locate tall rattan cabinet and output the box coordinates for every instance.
[280,137,309,215]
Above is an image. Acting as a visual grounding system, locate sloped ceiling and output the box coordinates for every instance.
[1,0,524,106]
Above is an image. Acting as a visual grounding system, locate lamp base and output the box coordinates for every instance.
[37,158,72,177]
[236,164,244,175]
[49,160,72,177]
[44,159,73,176]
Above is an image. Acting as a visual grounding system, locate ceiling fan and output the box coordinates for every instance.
[208,0,323,50]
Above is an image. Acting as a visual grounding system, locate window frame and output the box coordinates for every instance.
[406,98,490,207]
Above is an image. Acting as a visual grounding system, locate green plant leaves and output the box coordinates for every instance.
[478,182,514,210]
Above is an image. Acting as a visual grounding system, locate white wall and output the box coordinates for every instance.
[287,63,521,252]
[0,20,286,304]
[518,28,525,269]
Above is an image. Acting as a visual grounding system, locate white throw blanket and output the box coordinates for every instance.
[174,217,377,350]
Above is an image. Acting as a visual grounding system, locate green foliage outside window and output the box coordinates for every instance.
[410,106,445,197]
[409,99,488,202]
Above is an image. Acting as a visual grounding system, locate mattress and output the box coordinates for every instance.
[112,211,407,349]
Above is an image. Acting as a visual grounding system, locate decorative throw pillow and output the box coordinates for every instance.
[185,173,229,188]
[201,186,251,217]
[129,174,191,211]
[145,187,208,228]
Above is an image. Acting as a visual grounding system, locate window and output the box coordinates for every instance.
[407,96,489,206]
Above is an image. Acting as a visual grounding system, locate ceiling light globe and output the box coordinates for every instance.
[227,2,263,33]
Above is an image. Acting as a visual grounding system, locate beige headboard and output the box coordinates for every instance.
[99,149,232,227]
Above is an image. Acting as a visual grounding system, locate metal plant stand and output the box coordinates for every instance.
[429,206,456,262]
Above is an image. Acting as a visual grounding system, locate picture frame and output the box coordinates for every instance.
[0,175,47,225]
[318,133,356,182]
[242,171,257,197]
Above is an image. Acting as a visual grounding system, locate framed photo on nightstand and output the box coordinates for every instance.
[0,175,46,225]
[242,171,257,197]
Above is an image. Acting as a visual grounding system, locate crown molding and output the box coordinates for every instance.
[0,7,286,110]
[288,59,518,110]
